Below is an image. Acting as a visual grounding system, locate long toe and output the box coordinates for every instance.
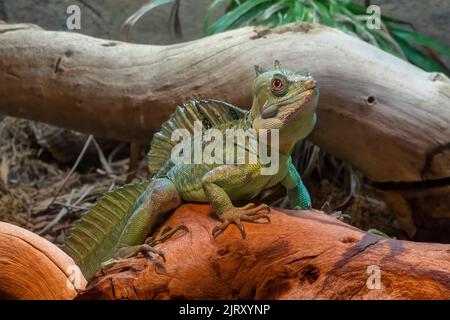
[242,205,270,216]
[145,254,165,272]
[212,220,230,238]
[101,258,121,270]
[235,220,246,239]
[140,244,165,261]
[146,224,189,246]
[241,203,256,210]
[240,213,271,223]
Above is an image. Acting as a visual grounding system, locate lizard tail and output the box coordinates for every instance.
[60,182,149,280]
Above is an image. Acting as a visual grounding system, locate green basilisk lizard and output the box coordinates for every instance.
[62,60,319,280]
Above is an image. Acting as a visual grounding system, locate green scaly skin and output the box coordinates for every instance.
[62,60,319,280]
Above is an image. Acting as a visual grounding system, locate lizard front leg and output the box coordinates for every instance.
[282,164,351,220]
[202,164,270,239]
[282,162,312,210]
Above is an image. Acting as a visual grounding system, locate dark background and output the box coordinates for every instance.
[1,0,448,48]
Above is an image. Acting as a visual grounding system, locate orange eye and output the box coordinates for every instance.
[271,76,287,96]
[273,79,283,89]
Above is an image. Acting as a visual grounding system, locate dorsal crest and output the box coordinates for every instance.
[147,99,247,175]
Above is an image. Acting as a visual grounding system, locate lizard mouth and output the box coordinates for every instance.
[278,88,315,123]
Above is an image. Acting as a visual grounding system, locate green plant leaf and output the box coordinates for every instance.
[226,0,243,11]
[121,0,176,39]
[233,1,275,28]
[328,0,343,17]
[312,1,335,27]
[263,12,282,27]
[281,8,294,24]
[258,1,290,22]
[389,27,450,57]
[204,0,231,34]
[345,1,366,14]
[201,0,449,75]
[393,35,448,73]
[371,31,402,58]
[293,1,304,22]
[302,5,314,23]
[205,0,272,35]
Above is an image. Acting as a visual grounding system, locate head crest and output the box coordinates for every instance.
[254,60,282,76]
[274,60,282,69]
[254,65,267,76]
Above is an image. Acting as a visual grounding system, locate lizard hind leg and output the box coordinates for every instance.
[101,178,185,272]
[102,225,188,272]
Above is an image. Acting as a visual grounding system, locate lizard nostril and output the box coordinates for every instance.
[303,79,315,90]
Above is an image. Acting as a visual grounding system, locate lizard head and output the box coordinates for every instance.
[250,60,318,151]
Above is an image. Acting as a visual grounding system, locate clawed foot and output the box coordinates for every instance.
[145,224,189,246]
[101,224,188,272]
[212,203,271,239]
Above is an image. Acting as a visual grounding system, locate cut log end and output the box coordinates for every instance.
[0,222,87,300]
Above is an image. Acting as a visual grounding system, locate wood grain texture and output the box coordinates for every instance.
[0,221,87,300]
[0,22,449,183]
[79,204,450,300]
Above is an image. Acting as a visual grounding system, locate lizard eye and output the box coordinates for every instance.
[273,79,282,89]
[271,76,287,96]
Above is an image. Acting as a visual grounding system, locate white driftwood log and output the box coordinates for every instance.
[0,22,449,183]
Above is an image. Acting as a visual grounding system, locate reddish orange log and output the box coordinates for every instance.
[79,204,450,300]
[0,222,86,300]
